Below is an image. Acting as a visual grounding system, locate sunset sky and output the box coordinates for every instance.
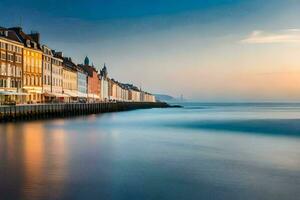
[1,0,300,101]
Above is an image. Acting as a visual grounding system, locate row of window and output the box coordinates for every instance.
[52,59,62,66]
[24,57,42,67]
[0,79,21,88]
[24,66,42,74]
[0,42,22,53]
[24,50,42,58]
[24,75,42,86]
[44,56,51,62]
[43,75,62,87]
[0,52,22,63]
[0,64,21,77]
[44,62,51,71]
[63,82,76,89]
[63,73,76,79]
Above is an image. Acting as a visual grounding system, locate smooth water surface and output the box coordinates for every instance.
[1,103,300,200]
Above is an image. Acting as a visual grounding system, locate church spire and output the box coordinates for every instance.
[84,56,89,65]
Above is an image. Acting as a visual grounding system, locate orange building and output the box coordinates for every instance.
[78,57,100,102]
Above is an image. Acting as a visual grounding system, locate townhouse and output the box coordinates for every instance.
[10,27,43,103]
[78,57,100,102]
[0,27,24,104]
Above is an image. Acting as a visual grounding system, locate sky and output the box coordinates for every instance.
[1,0,300,101]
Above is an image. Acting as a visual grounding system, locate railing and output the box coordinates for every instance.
[0,102,169,122]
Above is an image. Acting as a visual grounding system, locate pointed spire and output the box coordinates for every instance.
[84,56,89,65]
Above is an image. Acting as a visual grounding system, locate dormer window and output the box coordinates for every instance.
[26,40,31,47]
[33,42,37,49]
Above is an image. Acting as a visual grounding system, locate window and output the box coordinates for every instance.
[0,42,6,49]
[0,63,5,75]
[7,44,12,51]
[0,79,7,87]
[7,53,13,62]
[1,52,6,60]
[11,79,15,88]
[16,55,21,63]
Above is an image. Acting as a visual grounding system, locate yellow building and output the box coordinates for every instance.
[0,28,24,104]
[61,56,78,102]
[23,48,43,102]
[10,28,43,103]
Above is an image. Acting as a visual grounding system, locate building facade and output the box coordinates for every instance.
[77,68,88,99]
[0,28,23,104]
[51,52,63,96]
[42,45,52,101]
[79,57,100,102]
[62,56,78,102]
[1,26,156,105]
[10,27,43,103]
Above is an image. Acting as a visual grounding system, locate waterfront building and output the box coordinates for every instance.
[109,79,118,101]
[116,82,122,101]
[77,67,88,100]
[42,45,52,101]
[130,89,141,102]
[10,27,43,103]
[141,91,156,102]
[42,46,64,102]
[51,52,64,99]
[0,27,24,104]
[59,54,78,102]
[78,57,100,102]
[0,25,156,104]
[120,85,128,102]
[126,84,141,102]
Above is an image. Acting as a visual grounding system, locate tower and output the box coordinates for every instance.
[84,56,89,66]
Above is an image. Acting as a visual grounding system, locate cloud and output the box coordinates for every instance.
[241,29,300,44]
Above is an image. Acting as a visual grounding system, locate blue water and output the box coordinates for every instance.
[0,103,300,200]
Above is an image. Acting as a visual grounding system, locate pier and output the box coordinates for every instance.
[0,102,170,122]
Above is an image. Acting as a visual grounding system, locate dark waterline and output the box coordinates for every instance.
[1,103,300,200]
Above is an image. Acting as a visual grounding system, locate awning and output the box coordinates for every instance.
[0,91,27,95]
[54,93,69,98]
[26,90,44,94]
[64,91,78,97]
[44,92,55,97]
[87,94,100,99]
[78,92,87,98]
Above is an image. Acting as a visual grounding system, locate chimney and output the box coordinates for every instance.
[29,31,40,43]
[55,51,63,57]
[4,31,8,37]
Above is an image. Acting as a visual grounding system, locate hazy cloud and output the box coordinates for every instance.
[241,29,300,44]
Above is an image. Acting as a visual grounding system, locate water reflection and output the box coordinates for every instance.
[1,104,300,200]
[0,122,68,200]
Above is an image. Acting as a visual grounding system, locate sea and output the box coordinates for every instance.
[0,102,300,200]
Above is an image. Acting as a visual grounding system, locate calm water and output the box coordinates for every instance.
[1,103,300,200]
